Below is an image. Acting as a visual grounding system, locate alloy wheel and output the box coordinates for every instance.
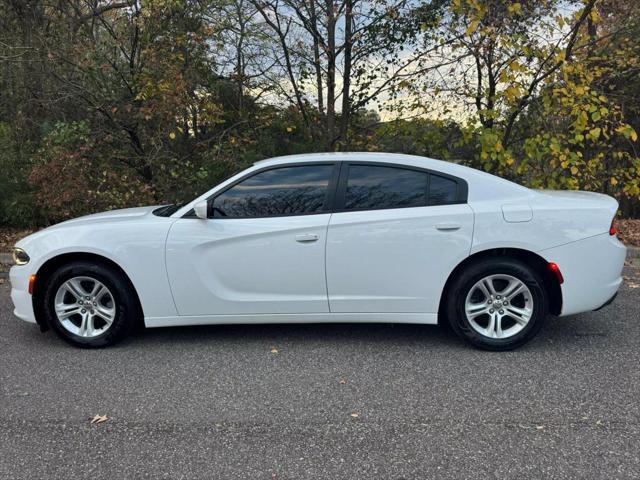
[464,274,533,339]
[54,276,116,338]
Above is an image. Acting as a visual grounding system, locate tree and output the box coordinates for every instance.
[250,0,446,150]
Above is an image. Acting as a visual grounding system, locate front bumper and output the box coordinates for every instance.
[9,265,37,324]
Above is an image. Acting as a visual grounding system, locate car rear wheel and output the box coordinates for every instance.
[445,258,548,351]
[43,261,138,348]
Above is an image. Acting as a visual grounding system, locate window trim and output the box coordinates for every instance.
[184,162,341,219]
[333,161,468,213]
[182,160,469,219]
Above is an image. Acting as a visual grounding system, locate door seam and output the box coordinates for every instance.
[324,213,333,313]
[163,219,181,317]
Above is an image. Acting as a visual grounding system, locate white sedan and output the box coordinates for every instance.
[9,153,626,350]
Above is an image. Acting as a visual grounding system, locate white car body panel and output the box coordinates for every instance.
[538,233,626,315]
[326,204,473,313]
[165,214,331,316]
[10,207,177,322]
[9,152,626,329]
[145,312,438,328]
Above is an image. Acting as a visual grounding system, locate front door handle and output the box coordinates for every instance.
[435,222,461,231]
[295,233,319,243]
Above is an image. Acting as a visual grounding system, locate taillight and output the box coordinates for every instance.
[547,262,564,284]
[609,217,617,236]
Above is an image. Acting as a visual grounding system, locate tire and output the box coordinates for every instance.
[43,261,138,348]
[445,258,548,351]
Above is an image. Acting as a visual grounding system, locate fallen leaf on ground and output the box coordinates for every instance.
[339,378,347,385]
[90,414,108,424]
[270,347,279,354]
[618,219,640,247]
[0,227,36,250]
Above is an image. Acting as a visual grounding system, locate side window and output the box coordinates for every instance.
[211,164,334,218]
[429,174,458,205]
[344,165,428,210]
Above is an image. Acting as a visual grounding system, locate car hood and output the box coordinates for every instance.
[14,206,163,249]
[50,206,162,228]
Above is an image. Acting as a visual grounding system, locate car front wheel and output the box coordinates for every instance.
[445,258,548,351]
[43,261,138,348]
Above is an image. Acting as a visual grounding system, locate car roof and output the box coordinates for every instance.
[254,152,453,168]
[173,152,534,217]
[253,152,532,202]
[253,152,474,179]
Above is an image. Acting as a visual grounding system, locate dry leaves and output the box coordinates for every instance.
[623,276,640,289]
[0,228,35,250]
[90,414,108,424]
[339,378,347,385]
[618,219,640,247]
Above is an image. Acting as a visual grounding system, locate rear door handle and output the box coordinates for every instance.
[435,222,461,231]
[295,233,319,243]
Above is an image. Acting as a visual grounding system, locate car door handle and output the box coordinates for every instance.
[295,233,319,243]
[435,222,461,231]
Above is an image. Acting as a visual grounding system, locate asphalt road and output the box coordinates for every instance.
[1,262,639,479]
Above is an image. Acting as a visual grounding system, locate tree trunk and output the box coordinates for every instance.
[235,0,245,115]
[325,0,336,151]
[338,0,353,149]
[309,0,324,115]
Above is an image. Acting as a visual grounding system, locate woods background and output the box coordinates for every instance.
[1,0,639,227]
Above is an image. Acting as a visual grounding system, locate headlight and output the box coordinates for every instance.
[12,248,30,265]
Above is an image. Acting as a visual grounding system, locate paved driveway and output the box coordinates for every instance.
[1,263,639,479]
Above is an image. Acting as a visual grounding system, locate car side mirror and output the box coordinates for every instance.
[194,201,209,219]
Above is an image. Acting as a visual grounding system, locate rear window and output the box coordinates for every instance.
[344,165,428,210]
[429,175,459,205]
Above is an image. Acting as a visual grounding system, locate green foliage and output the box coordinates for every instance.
[28,122,156,223]
[397,0,640,213]
[0,123,40,227]
[0,0,639,227]
[371,119,475,161]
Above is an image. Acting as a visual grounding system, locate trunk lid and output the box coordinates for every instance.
[533,189,618,235]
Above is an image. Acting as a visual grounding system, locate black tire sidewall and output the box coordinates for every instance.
[446,259,548,351]
[43,261,136,348]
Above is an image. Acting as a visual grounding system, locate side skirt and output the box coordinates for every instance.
[144,312,438,328]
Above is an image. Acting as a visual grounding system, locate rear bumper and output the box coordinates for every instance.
[594,291,618,311]
[539,233,626,316]
[9,265,37,324]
